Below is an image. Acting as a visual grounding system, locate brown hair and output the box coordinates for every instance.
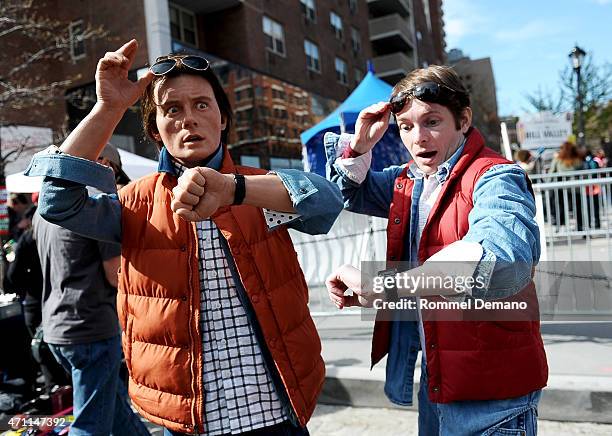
[516,149,532,163]
[391,65,470,129]
[557,141,582,165]
[141,57,233,149]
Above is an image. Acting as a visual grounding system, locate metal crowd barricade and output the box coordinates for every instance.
[290,210,387,316]
[532,171,612,262]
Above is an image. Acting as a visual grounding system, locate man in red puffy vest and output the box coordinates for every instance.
[324,65,548,435]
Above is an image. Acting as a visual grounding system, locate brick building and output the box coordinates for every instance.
[2,0,373,171]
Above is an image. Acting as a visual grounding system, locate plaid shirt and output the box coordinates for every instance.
[174,162,295,435]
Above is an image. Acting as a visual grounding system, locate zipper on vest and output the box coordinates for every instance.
[186,221,203,432]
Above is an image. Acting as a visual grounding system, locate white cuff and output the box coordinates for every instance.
[263,209,300,229]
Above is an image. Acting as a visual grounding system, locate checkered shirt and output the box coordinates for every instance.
[173,162,292,435]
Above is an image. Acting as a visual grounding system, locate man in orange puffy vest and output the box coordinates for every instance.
[324,65,548,435]
[26,39,343,435]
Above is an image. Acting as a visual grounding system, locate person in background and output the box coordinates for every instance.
[548,141,585,228]
[594,148,607,168]
[97,143,132,189]
[3,205,70,393]
[515,149,536,175]
[583,150,602,229]
[7,193,30,241]
[32,154,149,435]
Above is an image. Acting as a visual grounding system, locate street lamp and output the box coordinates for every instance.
[569,45,586,147]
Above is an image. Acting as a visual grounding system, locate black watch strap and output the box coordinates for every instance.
[232,173,246,205]
[377,267,399,301]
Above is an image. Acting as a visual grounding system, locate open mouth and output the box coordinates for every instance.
[416,150,437,160]
[183,134,203,143]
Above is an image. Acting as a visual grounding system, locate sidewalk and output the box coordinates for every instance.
[315,316,612,424]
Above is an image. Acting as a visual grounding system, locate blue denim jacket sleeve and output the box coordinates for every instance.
[274,169,343,235]
[26,153,342,239]
[463,163,540,299]
[24,153,122,243]
[323,132,403,218]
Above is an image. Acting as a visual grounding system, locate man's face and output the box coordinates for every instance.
[395,98,467,175]
[153,75,226,167]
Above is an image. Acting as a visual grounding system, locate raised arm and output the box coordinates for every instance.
[60,39,153,160]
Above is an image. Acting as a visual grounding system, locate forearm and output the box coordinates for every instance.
[103,256,121,287]
[395,261,479,298]
[241,174,295,212]
[60,103,124,160]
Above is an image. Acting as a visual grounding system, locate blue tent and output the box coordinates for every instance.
[300,70,410,176]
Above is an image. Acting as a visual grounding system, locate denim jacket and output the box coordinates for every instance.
[324,133,541,406]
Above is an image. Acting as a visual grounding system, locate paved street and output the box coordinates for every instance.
[307,405,612,435]
[145,404,612,435]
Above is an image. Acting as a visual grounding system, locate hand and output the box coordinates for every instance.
[325,264,376,309]
[171,167,235,221]
[95,39,154,113]
[350,102,392,154]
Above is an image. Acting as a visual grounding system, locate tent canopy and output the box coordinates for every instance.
[7,148,158,193]
[300,70,410,175]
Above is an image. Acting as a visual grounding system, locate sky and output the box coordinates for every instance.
[442,0,612,117]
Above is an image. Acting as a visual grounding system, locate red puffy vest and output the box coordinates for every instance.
[372,128,548,403]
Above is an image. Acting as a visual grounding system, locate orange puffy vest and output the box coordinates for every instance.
[116,149,324,433]
[372,128,548,403]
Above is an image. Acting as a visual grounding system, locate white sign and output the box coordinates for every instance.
[516,111,573,151]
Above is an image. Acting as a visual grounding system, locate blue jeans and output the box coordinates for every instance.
[163,420,309,436]
[418,359,541,435]
[49,335,150,436]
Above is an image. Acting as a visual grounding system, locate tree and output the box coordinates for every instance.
[524,52,612,147]
[0,0,106,285]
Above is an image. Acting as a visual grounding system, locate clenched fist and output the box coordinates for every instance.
[171,167,235,221]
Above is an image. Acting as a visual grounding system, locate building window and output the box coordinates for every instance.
[272,88,286,100]
[329,12,343,40]
[300,0,316,22]
[169,3,197,46]
[354,68,363,83]
[263,16,285,56]
[335,57,348,85]
[304,40,320,72]
[351,27,361,54]
[348,0,358,14]
[69,20,86,61]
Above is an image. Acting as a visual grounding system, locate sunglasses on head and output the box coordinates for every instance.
[149,55,210,76]
[389,82,467,114]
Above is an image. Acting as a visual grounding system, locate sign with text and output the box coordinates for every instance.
[516,111,573,151]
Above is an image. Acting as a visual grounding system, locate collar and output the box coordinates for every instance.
[157,144,224,175]
[407,137,466,184]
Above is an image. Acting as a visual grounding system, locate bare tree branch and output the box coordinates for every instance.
[0,0,107,166]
